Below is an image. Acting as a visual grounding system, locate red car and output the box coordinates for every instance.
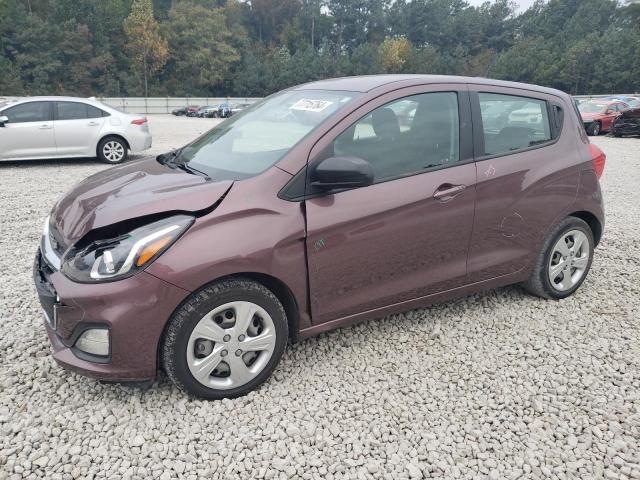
[578,99,629,136]
[35,75,606,399]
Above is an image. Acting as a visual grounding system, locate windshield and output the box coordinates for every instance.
[578,102,606,114]
[171,89,360,180]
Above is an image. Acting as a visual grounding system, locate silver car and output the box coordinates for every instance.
[0,97,152,163]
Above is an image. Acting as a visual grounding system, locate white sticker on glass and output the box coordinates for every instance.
[289,99,334,112]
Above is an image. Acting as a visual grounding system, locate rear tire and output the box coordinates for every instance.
[97,136,128,164]
[523,217,594,299]
[162,278,288,400]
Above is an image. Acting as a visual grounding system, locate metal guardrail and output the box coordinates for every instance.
[98,97,262,114]
[0,96,262,114]
[2,93,638,113]
[573,94,639,100]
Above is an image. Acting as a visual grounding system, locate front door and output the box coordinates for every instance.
[305,87,477,324]
[0,101,55,160]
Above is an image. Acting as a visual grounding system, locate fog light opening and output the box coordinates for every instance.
[74,328,110,357]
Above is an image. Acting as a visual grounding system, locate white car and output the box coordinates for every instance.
[0,97,152,163]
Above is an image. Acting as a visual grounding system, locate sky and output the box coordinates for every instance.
[466,0,539,13]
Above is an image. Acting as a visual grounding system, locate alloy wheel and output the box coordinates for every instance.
[186,301,277,390]
[548,229,590,291]
[103,141,125,162]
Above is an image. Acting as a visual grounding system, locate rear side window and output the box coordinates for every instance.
[87,105,107,118]
[56,102,107,120]
[3,102,51,123]
[478,93,552,156]
[331,92,460,182]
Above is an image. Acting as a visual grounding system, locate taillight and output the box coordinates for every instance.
[589,143,606,178]
[131,118,147,125]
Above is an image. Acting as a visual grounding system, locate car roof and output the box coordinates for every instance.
[8,96,103,103]
[3,96,123,112]
[295,74,568,97]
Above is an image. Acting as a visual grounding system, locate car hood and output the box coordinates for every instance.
[51,157,233,246]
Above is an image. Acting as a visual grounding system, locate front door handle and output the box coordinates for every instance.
[433,183,466,202]
[38,124,52,129]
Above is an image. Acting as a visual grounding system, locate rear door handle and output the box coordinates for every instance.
[87,121,99,126]
[433,183,466,202]
[38,124,52,129]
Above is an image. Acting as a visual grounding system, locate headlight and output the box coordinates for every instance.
[61,215,194,282]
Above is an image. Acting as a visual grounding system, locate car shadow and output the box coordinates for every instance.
[0,157,102,168]
[0,154,150,168]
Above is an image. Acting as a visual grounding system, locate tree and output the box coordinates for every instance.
[161,1,240,95]
[0,0,639,97]
[378,37,412,73]
[124,0,168,97]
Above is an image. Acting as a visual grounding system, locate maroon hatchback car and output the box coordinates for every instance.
[34,75,606,399]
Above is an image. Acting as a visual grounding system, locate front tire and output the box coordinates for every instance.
[587,121,601,136]
[524,217,594,299]
[97,136,128,164]
[162,278,288,400]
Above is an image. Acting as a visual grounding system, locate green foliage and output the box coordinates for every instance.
[0,0,638,97]
[124,0,169,96]
[378,38,412,73]
[161,2,240,95]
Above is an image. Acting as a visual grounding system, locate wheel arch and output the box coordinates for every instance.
[569,210,602,246]
[233,272,301,343]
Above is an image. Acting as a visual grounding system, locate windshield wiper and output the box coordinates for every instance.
[158,147,183,166]
[158,148,210,179]
[175,163,211,180]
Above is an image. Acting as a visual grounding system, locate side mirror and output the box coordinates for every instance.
[311,156,374,190]
[0,116,8,127]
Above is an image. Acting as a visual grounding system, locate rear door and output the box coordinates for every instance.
[0,101,55,160]
[467,86,580,283]
[53,101,106,157]
[304,85,477,324]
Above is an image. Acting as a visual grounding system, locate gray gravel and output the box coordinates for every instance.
[1,116,639,479]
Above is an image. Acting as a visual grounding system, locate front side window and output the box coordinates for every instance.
[173,90,360,180]
[330,92,460,182]
[479,93,551,156]
[3,102,51,124]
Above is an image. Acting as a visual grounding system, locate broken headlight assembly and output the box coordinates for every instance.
[61,215,194,282]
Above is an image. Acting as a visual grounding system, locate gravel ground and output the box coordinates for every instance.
[1,116,639,480]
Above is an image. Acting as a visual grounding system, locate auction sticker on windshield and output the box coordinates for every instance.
[290,99,334,112]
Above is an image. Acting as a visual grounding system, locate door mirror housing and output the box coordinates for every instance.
[311,156,374,191]
[0,116,8,127]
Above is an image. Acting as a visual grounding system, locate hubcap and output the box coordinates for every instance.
[548,230,590,291]
[187,301,276,390]
[103,141,125,162]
